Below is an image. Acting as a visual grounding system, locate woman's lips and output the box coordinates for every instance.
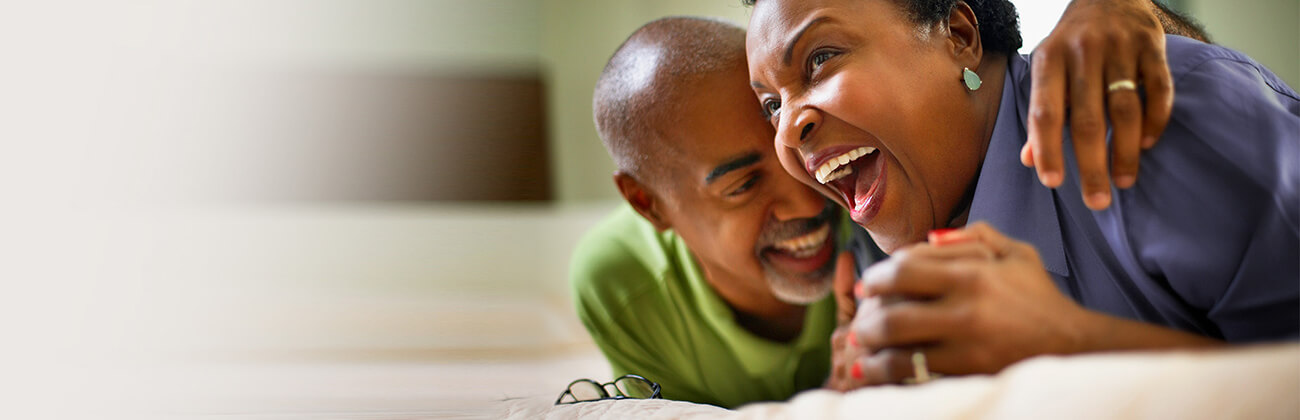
[804,145,874,184]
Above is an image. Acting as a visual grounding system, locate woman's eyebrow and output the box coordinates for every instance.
[783,16,832,66]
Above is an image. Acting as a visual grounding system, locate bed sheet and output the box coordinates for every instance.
[500,343,1299,420]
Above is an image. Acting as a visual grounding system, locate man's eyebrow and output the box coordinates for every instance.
[783,16,831,66]
[705,152,762,184]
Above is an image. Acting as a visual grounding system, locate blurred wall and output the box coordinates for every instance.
[1182,0,1299,88]
[224,0,554,202]
[541,1,753,203]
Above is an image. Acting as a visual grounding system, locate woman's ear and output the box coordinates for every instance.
[947,1,984,68]
[614,171,673,232]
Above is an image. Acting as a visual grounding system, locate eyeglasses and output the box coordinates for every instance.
[554,374,662,405]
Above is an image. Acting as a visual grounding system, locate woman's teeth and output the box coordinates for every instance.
[814,147,876,184]
[772,224,831,257]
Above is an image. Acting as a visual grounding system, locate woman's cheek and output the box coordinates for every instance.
[815,74,876,128]
[805,77,844,108]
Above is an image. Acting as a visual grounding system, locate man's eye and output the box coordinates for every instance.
[762,99,781,119]
[727,175,760,197]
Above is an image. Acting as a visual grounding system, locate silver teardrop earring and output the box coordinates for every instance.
[963,67,982,91]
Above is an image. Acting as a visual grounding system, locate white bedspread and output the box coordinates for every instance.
[501,343,1299,419]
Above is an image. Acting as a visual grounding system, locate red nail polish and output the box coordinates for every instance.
[928,228,957,243]
[851,361,863,380]
[848,331,858,347]
[853,282,865,298]
[930,228,957,235]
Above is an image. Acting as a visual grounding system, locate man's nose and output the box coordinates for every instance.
[771,168,829,222]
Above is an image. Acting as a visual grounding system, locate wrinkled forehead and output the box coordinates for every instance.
[746,0,813,57]
[748,0,795,57]
[746,0,842,79]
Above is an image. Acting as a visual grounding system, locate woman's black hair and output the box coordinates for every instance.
[741,0,1023,55]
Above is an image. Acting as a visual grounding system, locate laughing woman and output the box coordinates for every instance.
[744,0,1299,387]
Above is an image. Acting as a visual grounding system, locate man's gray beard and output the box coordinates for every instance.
[763,266,834,305]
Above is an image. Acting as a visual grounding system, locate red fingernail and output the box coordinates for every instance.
[848,331,858,347]
[854,282,865,298]
[928,228,956,243]
[851,361,863,379]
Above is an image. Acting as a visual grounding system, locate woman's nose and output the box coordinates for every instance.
[776,104,823,151]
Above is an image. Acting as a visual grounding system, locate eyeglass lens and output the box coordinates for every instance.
[614,377,655,399]
[567,380,607,402]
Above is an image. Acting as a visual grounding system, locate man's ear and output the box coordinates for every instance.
[947,1,983,68]
[614,171,672,232]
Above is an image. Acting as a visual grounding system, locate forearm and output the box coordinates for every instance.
[1067,308,1224,353]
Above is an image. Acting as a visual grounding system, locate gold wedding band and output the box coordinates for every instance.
[1107,79,1137,93]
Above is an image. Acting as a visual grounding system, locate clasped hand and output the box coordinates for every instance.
[827,223,1088,390]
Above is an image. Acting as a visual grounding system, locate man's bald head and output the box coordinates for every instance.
[593,16,748,189]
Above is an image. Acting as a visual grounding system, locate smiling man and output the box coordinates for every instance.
[570,17,879,408]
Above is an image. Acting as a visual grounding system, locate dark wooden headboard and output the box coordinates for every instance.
[247,69,551,202]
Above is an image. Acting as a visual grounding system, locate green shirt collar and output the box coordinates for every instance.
[670,228,836,377]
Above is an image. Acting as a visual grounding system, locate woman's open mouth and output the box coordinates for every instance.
[805,145,887,227]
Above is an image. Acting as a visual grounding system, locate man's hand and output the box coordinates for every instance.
[826,298,882,391]
[831,251,858,325]
[826,251,866,390]
[845,223,1090,384]
[1023,0,1174,210]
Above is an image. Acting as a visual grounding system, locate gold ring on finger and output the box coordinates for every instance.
[1107,79,1137,93]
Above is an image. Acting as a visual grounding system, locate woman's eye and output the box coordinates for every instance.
[809,50,837,72]
[762,99,781,119]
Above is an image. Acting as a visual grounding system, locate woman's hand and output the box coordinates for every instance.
[1023,0,1173,210]
[844,223,1091,384]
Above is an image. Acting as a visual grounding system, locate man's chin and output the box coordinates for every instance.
[765,271,834,305]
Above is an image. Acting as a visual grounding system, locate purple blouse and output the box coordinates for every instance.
[968,35,1299,342]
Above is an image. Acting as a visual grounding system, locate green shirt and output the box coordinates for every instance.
[569,204,836,408]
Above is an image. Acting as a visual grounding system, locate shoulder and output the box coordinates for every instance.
[569,204,678,317]
[1118,37,1299,242]
[1164,35,1299,101]
[1148,35,1299,198]
[1104,38,1300,323]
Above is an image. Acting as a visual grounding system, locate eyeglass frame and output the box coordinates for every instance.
[554,374,662,405]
